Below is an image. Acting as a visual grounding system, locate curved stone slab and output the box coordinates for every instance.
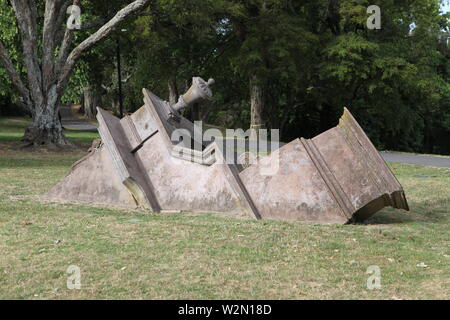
[239,108,409,223]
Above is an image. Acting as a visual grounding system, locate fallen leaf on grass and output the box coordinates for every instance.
[416,263,428,268]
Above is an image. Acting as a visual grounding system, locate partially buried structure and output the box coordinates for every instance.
[47,77,409,223]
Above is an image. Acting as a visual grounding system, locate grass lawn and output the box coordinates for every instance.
[0,116,448,300]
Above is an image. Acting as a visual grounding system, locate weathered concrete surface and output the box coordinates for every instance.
[46,147,137,208]
[96,108,161,211]
[240,108,409,223]
[138,89,257,219]
[240,140,349,223]
[47,88,409,223]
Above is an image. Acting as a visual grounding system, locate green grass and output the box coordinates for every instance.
[0,117,448,300]
[0,117,99,147]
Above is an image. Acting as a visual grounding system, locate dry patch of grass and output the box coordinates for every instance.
[0,117,448,299]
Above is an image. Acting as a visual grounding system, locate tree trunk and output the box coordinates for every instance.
[249,73,265,140]
[112,98,120,117]
[83,86,100,118]
[423,117,434,154]
[192,103,200,120]
[21,98,69,147]
[79,92,85,113]
[0,0,150,148]
[168,74,179,105]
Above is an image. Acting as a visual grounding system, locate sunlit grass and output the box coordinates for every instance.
[0,117,448,300]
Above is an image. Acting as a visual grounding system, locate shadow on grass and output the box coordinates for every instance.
[362,198,449,225]
[0,157,78,169]
[0,117,30,128]
[0,116,99,147]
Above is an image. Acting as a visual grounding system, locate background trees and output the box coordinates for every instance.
[0,0,449,154]
[0,0,150,147]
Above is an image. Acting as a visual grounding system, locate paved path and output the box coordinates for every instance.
[380,152,450,168]
[60,105,98,132]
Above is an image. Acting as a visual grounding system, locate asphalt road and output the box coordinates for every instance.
[380,151,450,169]
[60,105,98,132]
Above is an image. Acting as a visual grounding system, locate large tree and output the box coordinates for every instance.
[0,0,150,147]
[225,0,318,131]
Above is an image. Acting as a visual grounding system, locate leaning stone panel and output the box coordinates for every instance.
[239,139,349,223]
[46,147,137,208]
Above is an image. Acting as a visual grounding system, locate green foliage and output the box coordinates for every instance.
[0,0,449,153]
[312,0,449,154]
[0,0,20,102]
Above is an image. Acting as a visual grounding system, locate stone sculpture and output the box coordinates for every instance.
[47,77,409,223]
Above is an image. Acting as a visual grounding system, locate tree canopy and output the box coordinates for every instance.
[0,0,449,154]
